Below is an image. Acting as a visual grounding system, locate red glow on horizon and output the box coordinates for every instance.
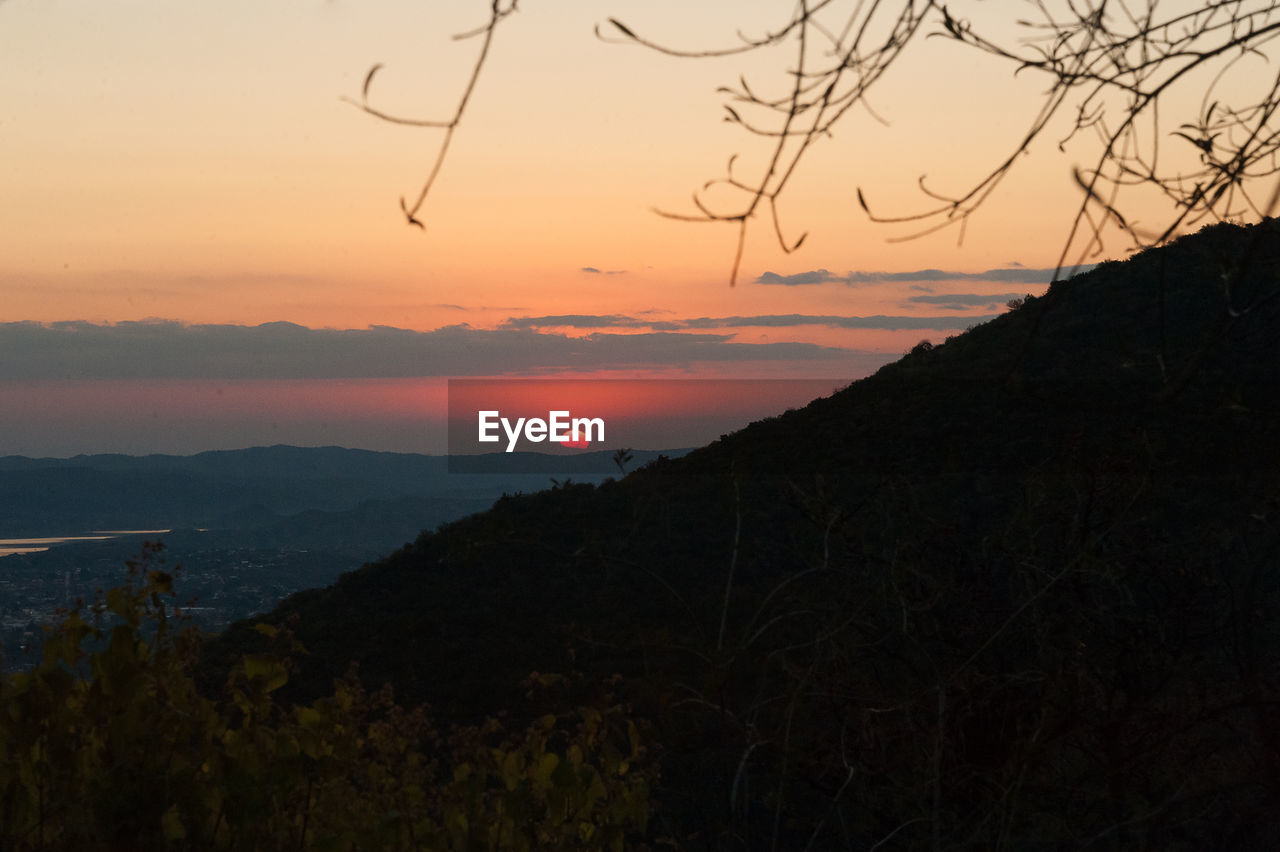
[0,370,868,457]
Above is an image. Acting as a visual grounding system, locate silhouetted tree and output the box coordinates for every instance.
[353,1,1280,280]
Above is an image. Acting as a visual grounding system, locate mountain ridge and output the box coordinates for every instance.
[0,446,688,537]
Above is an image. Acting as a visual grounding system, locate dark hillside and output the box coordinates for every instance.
[206,219,1280,848]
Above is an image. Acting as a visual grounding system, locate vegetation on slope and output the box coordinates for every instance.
[0,545,655,850]
[210,220,1279,848]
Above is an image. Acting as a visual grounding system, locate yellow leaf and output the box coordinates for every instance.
[501,749,523,790]
[295,705,323,728]
[161,805,186,840]
[534,753,559,786]
[243,655,288,692]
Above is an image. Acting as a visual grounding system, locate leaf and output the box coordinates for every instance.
[941,9,960,37]
[533,752,559,786]
[628,720,641,758]
[162,805,186,840]
[500,749,523,790]
[551,757,577,790]
[295,705,323,728]
[1172,129,1215,155]
[362,63,383,101]
[608,18,637,40]
[148,570,173,595]
[399,197,426,230]
[243,655,288,693]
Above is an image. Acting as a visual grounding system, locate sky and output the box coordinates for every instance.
[0,0,1239,456]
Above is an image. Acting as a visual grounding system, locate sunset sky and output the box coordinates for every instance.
[0,0,1231,456]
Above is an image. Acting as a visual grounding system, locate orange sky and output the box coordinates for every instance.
[0,1,1251,454]
[1,1,1090,323]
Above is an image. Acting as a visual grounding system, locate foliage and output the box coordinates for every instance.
[0,544,655,851]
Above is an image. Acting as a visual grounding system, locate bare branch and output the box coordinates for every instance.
[349,0,519,229]
[364,1,1280,279]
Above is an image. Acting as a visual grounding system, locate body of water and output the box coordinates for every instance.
[0,530,171,557]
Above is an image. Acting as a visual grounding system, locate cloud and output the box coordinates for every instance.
[680,314,994,330]
[580,267,627,275]
[581,267,602,274]
[755,269,838,286]
[906,293,1026,311]
[0,320,869,381]
[756,266,1087,286]
[500,315,666,330]
[502,314,993,332]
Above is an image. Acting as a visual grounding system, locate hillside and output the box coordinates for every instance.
[206,220,1280,848]
[0,446,689,667]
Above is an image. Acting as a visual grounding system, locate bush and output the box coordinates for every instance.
[0,545,655,851]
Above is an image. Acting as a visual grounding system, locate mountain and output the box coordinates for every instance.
[0,446,684,536]
[204,221,1280,848]
[0,446,444,535]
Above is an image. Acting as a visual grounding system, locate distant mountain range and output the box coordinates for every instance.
[0,446,688,538]
[204,220,1280,848]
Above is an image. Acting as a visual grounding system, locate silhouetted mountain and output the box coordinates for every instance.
[214,495,497,555]
[205,221,1280,848]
